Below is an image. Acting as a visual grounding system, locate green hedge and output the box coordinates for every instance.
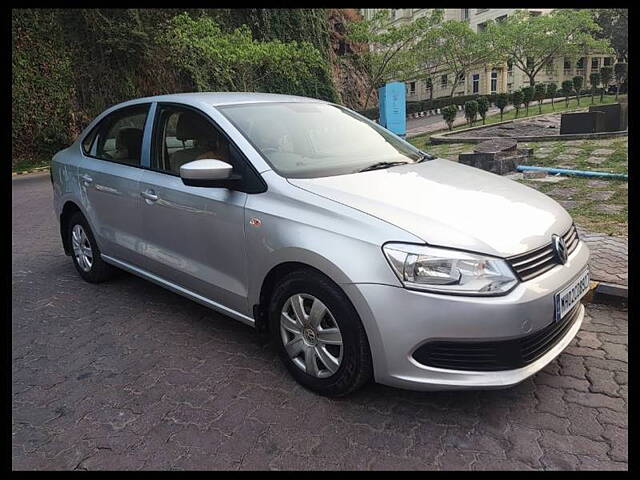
[358,87,609,120]
[11,8,340,167]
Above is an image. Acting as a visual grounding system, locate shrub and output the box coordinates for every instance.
[534,83,546,114]
[512,90,523,118]
[589,72,600,104]
[546,83,557,111]
[464,100,478,127]
[562,80,574,107]
[477,96,489,125]
[495,93,509,121]
[521,86,534,116]
[441,104,457,130]
[614,62,627,100]
[600,66,613,102]
[572,76,583,105]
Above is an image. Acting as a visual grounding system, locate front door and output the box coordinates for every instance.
[77,104,150,264]
[137,104,250,315]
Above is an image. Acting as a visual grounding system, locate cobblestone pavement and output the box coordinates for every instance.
[13,175,628,470]
[576,228,628,287]
[454,112,565,138]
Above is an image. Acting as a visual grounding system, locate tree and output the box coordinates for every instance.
[512,90,523,118]
[464,100,478,126]
[442,104,457,130]
[562,80,574,107]
[425,76,433,100]
[572,76,583,105]
[589,72,600,104]
[546,83,557,111]
[593,9,628,62]
[487,9,612,86]
[614,62,627,100]
[495,93,509,121]
[159,13,326,95]
[521,86,533,116]
[426,20,499,97]
[534,83,546,113]
[477,96,489,125]
[347,9,444,109]
[599,66,613,102]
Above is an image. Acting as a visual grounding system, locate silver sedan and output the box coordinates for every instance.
[51,92,590,396]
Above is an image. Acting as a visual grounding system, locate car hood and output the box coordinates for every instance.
[287,158,573,258]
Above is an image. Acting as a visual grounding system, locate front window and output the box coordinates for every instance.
[490,70,498,94]
[218,102,423,179]
[472,74,480,94]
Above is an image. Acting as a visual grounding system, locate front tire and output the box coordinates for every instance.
[67,211,116,283]
[268,269,373,396]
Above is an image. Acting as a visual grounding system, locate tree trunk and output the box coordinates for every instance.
[363,85,375,110]
[600,86,605,102]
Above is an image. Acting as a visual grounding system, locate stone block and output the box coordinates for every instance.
[560,111,606,134]
[589,103,628,131]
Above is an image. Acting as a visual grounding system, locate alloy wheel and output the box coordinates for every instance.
[71,224,93,272]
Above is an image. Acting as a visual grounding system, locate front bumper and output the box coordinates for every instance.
[343,240,590,391]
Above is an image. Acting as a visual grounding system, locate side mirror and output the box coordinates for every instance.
[179,159,240,188]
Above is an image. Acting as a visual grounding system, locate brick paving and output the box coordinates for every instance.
[13,174,628,470]
[576,227,628,287]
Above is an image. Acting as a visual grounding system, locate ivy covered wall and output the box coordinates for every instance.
[12,9,366,167]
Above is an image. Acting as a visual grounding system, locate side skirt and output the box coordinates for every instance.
[101,254,255,328]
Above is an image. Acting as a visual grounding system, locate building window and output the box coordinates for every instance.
[507,59,513,73]
[604,57,613,66]
[477,22,488,32]
[461,9,470,21]
[496,15,507,23]
[577,57,585,69]
[472,74,480,94]
[441,74,448,87]
[458,72,465,82]
[545,59,555,74]
[408,81,416,95]
[390,9,398,20]
[490,70,498,94]
[591,58,599,70]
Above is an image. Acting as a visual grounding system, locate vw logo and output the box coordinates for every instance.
[552,234,568,265]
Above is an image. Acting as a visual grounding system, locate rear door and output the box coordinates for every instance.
[77,103,150,264]
[136,103,251,315]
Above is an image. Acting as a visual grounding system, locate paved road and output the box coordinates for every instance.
[13,174,627,470]
[406,97,560,138]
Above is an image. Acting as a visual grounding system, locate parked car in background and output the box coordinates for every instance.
[51,93,590,396]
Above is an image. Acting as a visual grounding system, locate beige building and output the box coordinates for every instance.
[361,8,616,102]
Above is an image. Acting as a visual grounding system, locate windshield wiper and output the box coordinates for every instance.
[417,151,436,162]
[358,161,409,173]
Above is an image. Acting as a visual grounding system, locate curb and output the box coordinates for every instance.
[588,280,627,307]
[12,166,50,177]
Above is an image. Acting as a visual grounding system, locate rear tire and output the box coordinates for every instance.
[67,211,116,283]
[268,269,373,396]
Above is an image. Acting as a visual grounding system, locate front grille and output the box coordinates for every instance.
[507,224,579,282]
[412,304,581,372]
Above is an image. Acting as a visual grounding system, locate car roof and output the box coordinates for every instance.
[110,92,328,111]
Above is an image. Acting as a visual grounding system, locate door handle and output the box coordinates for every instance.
[80,174,93,185]
[141,190,158,202]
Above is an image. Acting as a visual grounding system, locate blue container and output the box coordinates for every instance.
[378,82,406,137]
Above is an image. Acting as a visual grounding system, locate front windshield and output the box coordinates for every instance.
[217,102,424,179]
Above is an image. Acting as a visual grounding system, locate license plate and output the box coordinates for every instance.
[555,268,590,322]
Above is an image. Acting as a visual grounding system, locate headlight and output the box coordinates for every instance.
[383,243,518,295]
